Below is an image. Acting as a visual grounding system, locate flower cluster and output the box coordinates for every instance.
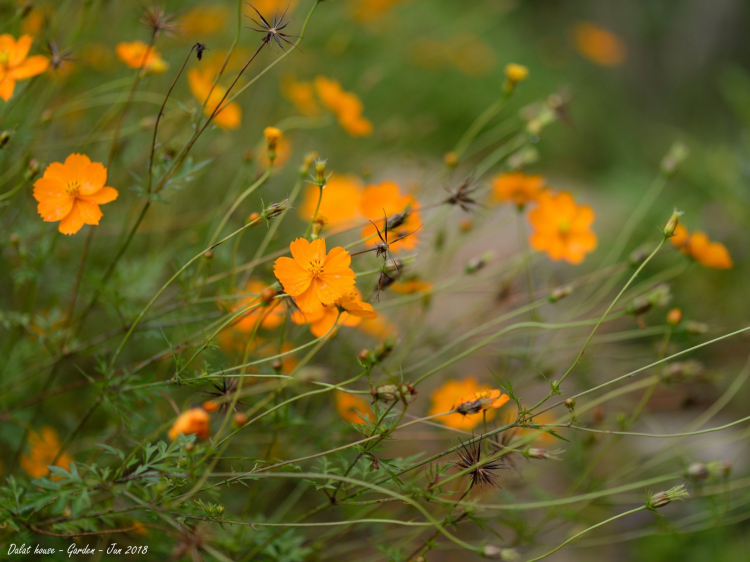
[670,223,733,269]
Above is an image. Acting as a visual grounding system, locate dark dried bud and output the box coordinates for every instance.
[195,42,207,61]
[261,198,292,222]
[0,131,11,149]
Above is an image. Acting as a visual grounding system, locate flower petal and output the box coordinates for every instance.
[9,55,49,80]
[80,161,108,195]
[64,154,92,184]
[80,186,118,205]
[0,77,15,101]
[273,256,311,296]
[58,201,85,235]
[77,199,103,225]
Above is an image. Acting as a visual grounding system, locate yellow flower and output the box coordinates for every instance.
[0,34,49,102]
[335,391,374,425]
[115,40,168,74]
[505,63,529,84]
[187,68,242,129]
[573,22,626,67]
[20,426,74,479]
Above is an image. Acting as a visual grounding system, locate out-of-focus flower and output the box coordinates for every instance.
[245,0,298,17]
[300,174,363,228]
[226,280,286,332]
[670,224,733,269]
[115,41,167,74]
[33,154,118,235]
[81,42,113,71]
[454,389,510,415]
[492,172,546,209]
[292,287,376,337]
[350,0,405,22]
[0,34,49,101]
[260,136,292,169]
[528,191,597,264]
[281,75,321,116]
[20,426,73,479]
[446,34,496,77]
[179,4,230,37]
[390,277,432,294]
[429,377,508,431]
[573,22,626,67]
[274,238,356,313]
[505,63,529,84]
[168,408,211,441]
[516,412,558,445]
[335,390,374,425]
[358,315,398,340]
[21,9,46,36]
[314,76,373,137]
[188,67,241,129]
[359,181,421,251]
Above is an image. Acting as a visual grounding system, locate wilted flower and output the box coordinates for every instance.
[455,439,504,489]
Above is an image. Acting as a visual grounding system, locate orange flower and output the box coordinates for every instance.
[359,181,421,252]
[573,22,626,67]
[188,67,242,129]
[168,408,211,440]
[245,0,298,17]
[227,280,286,332]
[0,34,49,101]
[274,238,356,313]
[335,390,374,425]
[293,287,376,337]
[670,224,733,269]
[299,174,363,228]
[115,41,167,74]
[390,277,433,294]
[516,412,558,445]
[528,191,597,264]
[20,426,74,479]
[33,154,118,235]
[358,315,398,340]
[281,75,321,116]
[314,76,373,137]
[492,172,546,209]
[350,0,405,22]
[179,4,230,37]
[429,378,508,431]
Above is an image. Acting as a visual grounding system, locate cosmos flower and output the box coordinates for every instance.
[0,34,49,101]
[20,426,74,479]
[33,154,118,235]
[314,76,373,137]
[188,67,241,129]
[492,172,546,209]
[573,22,626,67]
[299,174,363,228]
[359,181,421,252]
[527,191,597,264]
[670,224,733,269]
[429,377,509,431]
[335,390,374,425]
[115,40,167,73]
[292,287,377,337]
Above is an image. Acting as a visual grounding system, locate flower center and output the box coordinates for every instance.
[65,180,82,197]
[0,51,9,65]
[558,219,571,234]
[308,258,324,278]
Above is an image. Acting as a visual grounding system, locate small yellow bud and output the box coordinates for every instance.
[263,126,282,161]
[443,151,458,168]
[505,63,529,84]
[663,208,683,238]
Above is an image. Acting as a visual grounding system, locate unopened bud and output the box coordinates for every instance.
[647,484,689,510]
[263,126,282,160]
[686,462,708,481]
[666,308,682,325]
[629,246,649,267]
[482,545,519,560]
[660,142,688,177]
[203,250,214,260]
[503,63,529,93]
[314,159,327,185]
[311,215,328,239]
[707,460,731,479]
[460,218,473,233]
[661,359,705,383]
[272,360,282,373]
[663,209,683,238]
[465,251,493,274]
[24,159,41,181]
[443,151,458,168]
[233,412,248,427]
[260,287,276,306]
[300,151,318,176]
[248,211,261,224]
[564,397,576,410]
[374,338,396,362]
[184,442,195,453]
[528,448,561,460]
[261,198,291,222]
[202,400,219,412]
[549,285,574,303]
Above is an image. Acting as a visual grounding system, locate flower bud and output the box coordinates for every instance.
[374,338,396,362]
[707,460,731,479]
[647,484,689,510]
[443,151,458,168]
[564,397,576,410]
[460,218,473,233]
[202,400,219,412]
[260,198,292,222]
[300,151,318,176]
[482,545,520,560]
[24,159,42,181]
[243,149,254,163]
[248,211,261,224]
[272,360,283,373]
[203,250,214,260]
[311,215,328,240]
[667,308,682,325]
[685,462,708,481]
[314,159,327,185]
[663,209,683,238]
[660,142,688,177]
[263,126,282,159]
[465,251,493,274]
[260,287,276,306]
[661,359,705,383]
[549,285,574,303]
[504,63,529,92]
[371,384,399,402]
[233,412,248,427]
[0,130,11,149]
[527,448,561,460]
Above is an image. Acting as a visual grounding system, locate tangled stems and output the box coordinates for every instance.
[452,90,512,161]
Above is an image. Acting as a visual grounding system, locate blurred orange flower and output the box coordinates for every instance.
[293,287,376,337]
[274,238,356,313]
[528,191,597,264]
[188,67,242,129]
[390,277,433,294]
[429,377,508,431]
[314,76,373,137]
[20,426,73,479]
[179,4,230,37]
[245,0,298,17]
[300,174,363,228]
[492,172,546,209]
[670,224,733,269]
[0,34,49,101]
[168,408,210,440]
[350,0,405,23]
[115,40,167,73]
[281,75,321,116]
[228,280,286,332]
[33,154,118,235]
[359,181,421,252]
[335,391,374,425]
[573,22,626,67]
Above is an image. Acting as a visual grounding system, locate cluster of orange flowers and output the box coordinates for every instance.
[670,224,733,269]
[493,171,597,264]
[0,34,49,101]
[300,177,421,252]
[282,75,373,137]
